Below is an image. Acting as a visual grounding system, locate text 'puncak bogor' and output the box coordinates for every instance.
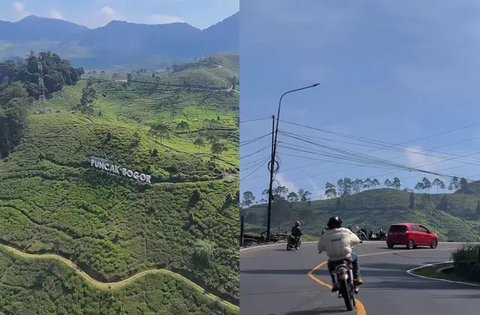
[90,157,152,184]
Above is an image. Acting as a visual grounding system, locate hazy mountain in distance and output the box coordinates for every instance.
[0,16,88,41]
[0,13,239,69]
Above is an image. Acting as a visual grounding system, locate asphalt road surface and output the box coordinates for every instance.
[240,241,480,315]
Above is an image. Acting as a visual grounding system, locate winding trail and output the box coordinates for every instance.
[0,243,239,312]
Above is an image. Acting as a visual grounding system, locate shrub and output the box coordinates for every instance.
[191,240,215,268]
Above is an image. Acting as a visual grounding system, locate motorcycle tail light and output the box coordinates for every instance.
[338,273,348,281]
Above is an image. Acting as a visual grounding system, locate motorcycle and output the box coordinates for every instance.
[331,260,357,311]
[376,230,386,240]
[357,229,368,241]
[286,235,301,250]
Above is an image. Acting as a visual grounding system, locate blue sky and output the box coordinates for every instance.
[240,0,480,203]
[0,0,238,29]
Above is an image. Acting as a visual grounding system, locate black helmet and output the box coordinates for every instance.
[295,220,300,226]
[327,216,342,229]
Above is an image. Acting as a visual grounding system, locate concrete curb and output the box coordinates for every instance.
[407,261,480,287]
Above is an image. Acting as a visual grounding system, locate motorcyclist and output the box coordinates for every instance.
[317,216,363,293]
[291,221,303,249]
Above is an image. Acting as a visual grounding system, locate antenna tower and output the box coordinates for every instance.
[37,55,46,103]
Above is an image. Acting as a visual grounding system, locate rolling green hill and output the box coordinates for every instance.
[0,55,239,313]
[242,188,480,242]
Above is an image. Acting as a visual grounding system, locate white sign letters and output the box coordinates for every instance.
[90,157,152,184]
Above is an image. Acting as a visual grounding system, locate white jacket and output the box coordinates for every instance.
[317,227,361,261]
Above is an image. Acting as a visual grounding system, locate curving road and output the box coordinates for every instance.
[0,244,239,312]
[240,241,480,315]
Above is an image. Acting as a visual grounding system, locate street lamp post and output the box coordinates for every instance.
[265,83,320,242]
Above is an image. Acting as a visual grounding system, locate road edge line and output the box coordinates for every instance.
[406,261,480,287]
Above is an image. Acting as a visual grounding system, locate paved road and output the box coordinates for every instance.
[240,241,480,315]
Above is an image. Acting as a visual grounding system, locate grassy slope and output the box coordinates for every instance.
[243,188,480,242]
[0,55,240,311]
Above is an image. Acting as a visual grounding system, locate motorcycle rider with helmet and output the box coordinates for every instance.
[291,220,303,249]
[317,216,363,293]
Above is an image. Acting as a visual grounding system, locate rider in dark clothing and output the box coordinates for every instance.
[291,221,303,248]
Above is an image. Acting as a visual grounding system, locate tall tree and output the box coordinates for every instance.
[384,178,392,188]
[337,177,352,196]
[392,177,401,189]
[298,189,311,202]
[371,178,380,189]
[414,182,424,193]
[325,182,337,199]
[448,176,460,191]
[287,191,299,202]
[273,185,289,200]
[242,191,255,208]
[432,178,445,194]
[421,177,432,193]
[0,83,29,158]
[363,178,373,190]
[352,179,363,193]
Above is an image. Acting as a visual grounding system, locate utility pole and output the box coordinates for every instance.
[240,214,245,247]
[266,115,276,242]
[265,83,320,242]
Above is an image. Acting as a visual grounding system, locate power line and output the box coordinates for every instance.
[241,118,480,193]
[240,132,272,146]
[242,154,271,167]
[281,119,480,148]
[240,116,272,124]
[241,157,270,181]
[287,127,480,166]
[240,144,271,160]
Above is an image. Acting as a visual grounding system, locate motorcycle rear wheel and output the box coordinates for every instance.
[340,279,353,311]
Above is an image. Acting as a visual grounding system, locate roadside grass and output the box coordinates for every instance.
[413,263,480,284]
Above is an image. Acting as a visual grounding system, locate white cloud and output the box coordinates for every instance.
[100,6,118,21]
[12,2,29,18]
[404,146,443,172]
[149,14,185,25]
[50,9,64,20]
[274,173,299,195]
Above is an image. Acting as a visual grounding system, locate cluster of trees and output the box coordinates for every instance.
[242,176,474,209]
[414,176,468,194]
[0,51,83,157]
[241,186,311,208]
[324,177,402,198]
[0,83,29,157]
[148,118,229,157]
[170,56,222,72]
[79,79,97,114]
[0,51,83,99]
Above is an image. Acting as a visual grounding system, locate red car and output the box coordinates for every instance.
[386,223,438,249]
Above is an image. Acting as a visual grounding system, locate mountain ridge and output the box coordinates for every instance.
[0,13,239,69]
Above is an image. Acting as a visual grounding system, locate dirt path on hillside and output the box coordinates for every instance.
[0,243,238,312]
